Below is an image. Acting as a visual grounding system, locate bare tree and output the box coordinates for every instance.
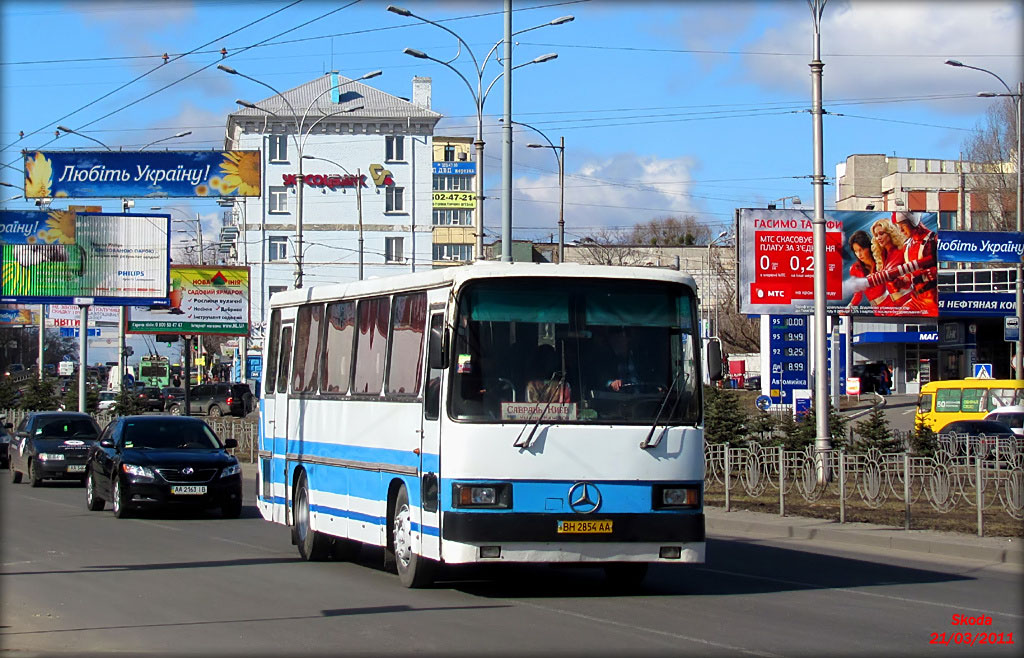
[963,97,1018,231]
[573,230,647,266]
[629,215,711,246]
[708,245,759,353]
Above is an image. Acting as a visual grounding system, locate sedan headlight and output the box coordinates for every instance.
[220,463,241,478]
[38,452,66,461]
[121,463,154,478]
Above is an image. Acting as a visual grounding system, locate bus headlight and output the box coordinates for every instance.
[452,482,512,509]
[653,484,701,509]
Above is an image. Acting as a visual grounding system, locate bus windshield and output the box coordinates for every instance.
[450,278,700,425]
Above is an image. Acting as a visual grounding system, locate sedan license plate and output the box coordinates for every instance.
[66,464,86,473]
[171,485,207,495]
[557,519,613,534]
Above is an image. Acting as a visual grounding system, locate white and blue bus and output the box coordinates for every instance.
[257,263,719,587]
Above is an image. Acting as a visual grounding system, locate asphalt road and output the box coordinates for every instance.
[2,471,1021,657]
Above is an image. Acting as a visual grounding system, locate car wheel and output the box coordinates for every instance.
[208,405,223,418]
[9,461,22,484]
[168,404,182,415]
[86,471,105,511]
[112,477,131,518]
[391,486,434,588]
[294,472,329,561]
[221,497,243,519]
[28,459,42,487]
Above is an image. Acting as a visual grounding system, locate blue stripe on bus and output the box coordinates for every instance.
[256,496,440,538]
[438,478,703,514]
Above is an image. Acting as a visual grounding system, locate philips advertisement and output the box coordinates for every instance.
[23,150,261,199]
[128,265,249,336]
[937,231,1024,264]
[737,209,939,317]
[0,210,170,305]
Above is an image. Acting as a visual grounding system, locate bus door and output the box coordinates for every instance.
[419,312,445,561]
[262,310,292,525]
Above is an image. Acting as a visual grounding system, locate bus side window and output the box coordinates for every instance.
[277,327,293,395]
[917,393,932,414]
[265,309,281,393]
[935,388,961,413]
[961,388,984,413]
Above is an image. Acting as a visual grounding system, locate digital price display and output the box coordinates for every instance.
[768,315,809,405]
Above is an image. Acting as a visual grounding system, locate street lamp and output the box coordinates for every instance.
[945,59,1023,379]
[518,122,566,263]
[302,154,365,280]
[219,65,380,288]
[152,206,203,263]
[140,130,192,151]
[771,195,802,209]
[56,125,112,151]
[389,4,570,262]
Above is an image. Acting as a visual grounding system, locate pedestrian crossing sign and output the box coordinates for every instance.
[973,363,993,379]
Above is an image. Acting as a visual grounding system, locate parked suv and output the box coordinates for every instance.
[173,383,253,418]
[136,386,165,412]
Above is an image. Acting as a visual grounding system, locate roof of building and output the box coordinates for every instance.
[226,73,442,124]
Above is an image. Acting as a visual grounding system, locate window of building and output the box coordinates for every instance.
[292,304,322,393]
[443,145,456,162]
[268,237,288,262]
[431,209,473,226]
[385,237,405,263]
[353,296,390,395]
[386,186,405,213]
[433,243,473,261]
[939,211,957,230]
[269,186,289,213]
[434,175,472,191]
[386,135,405,162]
[386,292,427,396]
[268,135,288,162]
[321,301,355,393]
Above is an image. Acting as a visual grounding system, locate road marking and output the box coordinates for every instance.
[696,566,1022,620]
[512,600,782,657]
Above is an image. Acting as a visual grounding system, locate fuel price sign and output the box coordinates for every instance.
[768,315,809,405]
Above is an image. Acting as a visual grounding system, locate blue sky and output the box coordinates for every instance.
[1,0,1021,245]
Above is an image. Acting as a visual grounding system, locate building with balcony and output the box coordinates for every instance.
[222,74,441,347]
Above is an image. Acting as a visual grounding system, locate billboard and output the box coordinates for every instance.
[432,191,476,209]
[46,303,120,327]
[23,150,261,198]
[0,304,36,325]
[128,265,249,336]
[0,210,170,305]
[938,231,1024,264]
[738,209,938,317]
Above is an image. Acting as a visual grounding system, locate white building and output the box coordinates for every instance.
[223,73,441,348]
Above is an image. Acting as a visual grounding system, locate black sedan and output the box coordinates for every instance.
[8,412,101,486]
[137,386,165,412]
[84,415,242,518]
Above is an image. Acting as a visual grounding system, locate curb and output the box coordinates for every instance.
[706,509,1024,566]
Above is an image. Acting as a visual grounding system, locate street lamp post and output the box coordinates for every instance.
[56,126,112,151]
[520,123,566,262]
[219,66,380,288]
[153,207,203,263]
[946,60,1023,379]
[302,154,365,280]
[140,130,192,151]
[389,4,570,262]
[772,195,802,209]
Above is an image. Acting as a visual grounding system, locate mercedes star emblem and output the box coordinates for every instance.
[567,482,602,514]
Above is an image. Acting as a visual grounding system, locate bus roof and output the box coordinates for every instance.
[268,262,699,308]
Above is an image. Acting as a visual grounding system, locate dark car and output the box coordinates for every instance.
[174,382,254,418]
[161,387,186,413]
[84,415,242,518]
[7,412,102,486]
[0,417,11,469]
[937,419,1014,457]
[137,386,165,412]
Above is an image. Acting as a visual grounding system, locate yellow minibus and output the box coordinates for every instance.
[915,379,1024,431]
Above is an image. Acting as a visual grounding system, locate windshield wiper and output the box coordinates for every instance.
[513,371,567,449]
[640,368,682,450]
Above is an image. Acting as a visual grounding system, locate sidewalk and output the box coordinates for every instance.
[706,505,1023,567]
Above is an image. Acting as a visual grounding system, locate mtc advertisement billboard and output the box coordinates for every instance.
[0,210,170,305]
[128,265,249,336]
[23,150,261,198]
[737,209,938,317]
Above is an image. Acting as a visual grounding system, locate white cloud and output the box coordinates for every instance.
[741,1,1022,110]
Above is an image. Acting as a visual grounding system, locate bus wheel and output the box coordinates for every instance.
[294,473,329,561]
[603,562,648,589]
[391,486,434,588]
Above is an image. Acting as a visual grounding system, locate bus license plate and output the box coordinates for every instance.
[557,520,613,534]
[66,464,86,473]
[171,486,207,495]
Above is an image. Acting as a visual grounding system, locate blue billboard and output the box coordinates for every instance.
[938,231,1024,264]
[938,292,1016,317]
[431,161,476,175]
[23,150,261,199]
[768,315,809,405]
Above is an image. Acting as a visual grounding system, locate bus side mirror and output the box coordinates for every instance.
[706,338,723,381]
[428,323,447,370]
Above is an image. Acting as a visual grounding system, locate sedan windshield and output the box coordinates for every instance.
[450,277,700,424]
[37,418,98,438]
[122,421,222,450]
